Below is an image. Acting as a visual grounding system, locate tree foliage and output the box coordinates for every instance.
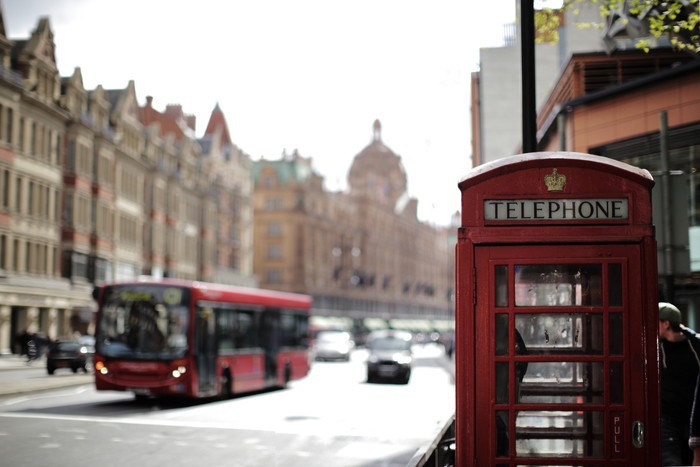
[535,0,699,53]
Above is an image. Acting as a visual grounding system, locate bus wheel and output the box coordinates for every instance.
[219,371,232,400]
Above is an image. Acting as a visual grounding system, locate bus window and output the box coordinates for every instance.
[97,284,190,359]
[280,311,309,348]
[216,308,236,352]
[235,310,259,349]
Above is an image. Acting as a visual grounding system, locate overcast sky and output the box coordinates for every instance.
[3,0,520,226]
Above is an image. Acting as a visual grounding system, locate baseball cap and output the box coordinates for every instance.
[659,302,682,324]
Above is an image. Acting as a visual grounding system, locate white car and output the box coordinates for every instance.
[313,331,355,361]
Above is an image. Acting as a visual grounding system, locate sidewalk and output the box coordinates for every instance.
[0,354,94,397]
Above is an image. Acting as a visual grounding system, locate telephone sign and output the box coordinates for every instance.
[483,198,629,221]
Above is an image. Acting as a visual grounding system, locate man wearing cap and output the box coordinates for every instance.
[659,302,700,466]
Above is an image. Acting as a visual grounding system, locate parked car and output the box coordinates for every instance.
[46,338,89,375]
[313,330,355,361]
[366,330,413,384]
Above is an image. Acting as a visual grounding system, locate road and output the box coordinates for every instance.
[0,344,454,467]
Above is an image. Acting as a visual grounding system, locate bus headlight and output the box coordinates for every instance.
[95,361,108,375]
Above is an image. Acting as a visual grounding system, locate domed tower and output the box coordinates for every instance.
[348,119,408,206]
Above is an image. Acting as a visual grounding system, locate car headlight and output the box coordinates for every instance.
[395,355,412,365]
[368,355,379,364]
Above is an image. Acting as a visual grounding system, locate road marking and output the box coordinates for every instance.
[2,385,92,407]
[0,412,254,431]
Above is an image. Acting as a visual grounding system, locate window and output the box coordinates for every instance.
[14,176,22,212]
[93,258,112,283]
[514,264,602,307]
[0,168,9,208]
[594,125,700,273]
[265,197,283,211]
[76,194,91,229]
[72,251,89,280]
[77,142,92,176]
[216,308,260,351]
[267,243,282,260]
[0,234,6,270]
[119,165,140,202]
[27,181,34,216]
[97,152,113,184]
[118,214,140,248]
[280,311,308,347]
[12,238,19,271]
[5,107,12,145]
[267,222,282,236]
[29,121,36,155]
[18,117,24,152]
[64,193,73,227]
[266,269,282,284]
[228,250,239,269]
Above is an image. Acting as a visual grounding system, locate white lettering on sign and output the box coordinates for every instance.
[484,198,628,221]
[613,413,624,458]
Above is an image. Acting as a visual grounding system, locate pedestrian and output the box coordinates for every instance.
[658,302,700,466]
[15,328,31,356]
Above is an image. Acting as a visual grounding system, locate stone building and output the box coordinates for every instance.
[0,6,453,353]
[0,17,94,351]
[253,120,455,334]
[198,104,256,287]
[0,11,256,354]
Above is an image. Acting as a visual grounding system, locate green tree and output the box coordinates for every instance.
[536,0,699,53]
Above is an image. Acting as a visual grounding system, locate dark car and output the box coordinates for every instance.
[366,330,413,384]
[46,339,89,375]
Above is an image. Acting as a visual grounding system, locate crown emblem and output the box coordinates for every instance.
[544,168,566,192]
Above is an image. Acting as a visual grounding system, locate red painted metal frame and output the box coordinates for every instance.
[456,152,660,466]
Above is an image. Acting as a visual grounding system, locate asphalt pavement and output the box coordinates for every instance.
[0,354,94,397]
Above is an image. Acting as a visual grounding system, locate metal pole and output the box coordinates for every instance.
[521,0,537,153]
[659,110,675,302]
[557,112,566,151]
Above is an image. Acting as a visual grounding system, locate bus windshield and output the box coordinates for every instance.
[96,284,190,359]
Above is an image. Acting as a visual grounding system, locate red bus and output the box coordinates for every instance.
[92,278,312,399]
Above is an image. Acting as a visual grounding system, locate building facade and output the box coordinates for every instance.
[252,121,455,335]
[471,0,605,167]
[0,17,96,353]
[0,11,256,354]
[471,4,700,324]
[534,50,700,324]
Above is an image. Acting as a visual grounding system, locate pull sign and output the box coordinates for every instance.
[612,412,625,458]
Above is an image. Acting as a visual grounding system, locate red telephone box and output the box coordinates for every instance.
[456,152,660,466]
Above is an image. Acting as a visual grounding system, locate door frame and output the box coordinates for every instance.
[473,243,649,465]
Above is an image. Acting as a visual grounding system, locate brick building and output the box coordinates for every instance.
[253,120,455,336]
[0,11,256,354]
